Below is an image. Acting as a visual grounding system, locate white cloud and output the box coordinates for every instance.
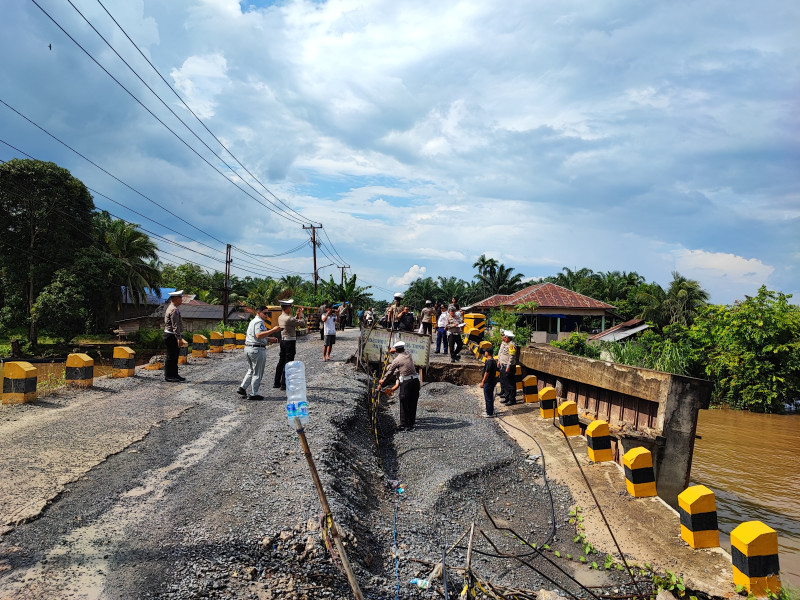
[387,265,427,287]
[170,54,230,119]
[672,249,774,284]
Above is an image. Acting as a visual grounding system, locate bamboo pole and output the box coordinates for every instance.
[295,420,364,600]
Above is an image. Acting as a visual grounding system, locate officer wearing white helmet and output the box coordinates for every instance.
[498,330,518,405]
[384,292,403,330]
[378,340,420,431]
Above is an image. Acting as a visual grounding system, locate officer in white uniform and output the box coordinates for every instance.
[238,305,281,400]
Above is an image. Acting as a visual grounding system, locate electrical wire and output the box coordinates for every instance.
[93,0,320,228]
[63,0,310,227]
[28,0,308,227]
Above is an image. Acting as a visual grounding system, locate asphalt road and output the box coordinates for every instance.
[0,330,366,599]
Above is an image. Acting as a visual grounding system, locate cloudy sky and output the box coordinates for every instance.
[1,0,798,303]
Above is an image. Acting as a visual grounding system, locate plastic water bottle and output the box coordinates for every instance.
[285,361,308,428]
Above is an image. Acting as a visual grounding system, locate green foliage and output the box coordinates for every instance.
[690,286,800,412]
[211,320,248,334]
[487,307,531,349]
[550,331,601,359]
[600,328,698,376]
[129,328,166,349]
[31,271,88,342]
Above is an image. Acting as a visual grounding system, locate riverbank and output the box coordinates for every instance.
[0,329,738,598]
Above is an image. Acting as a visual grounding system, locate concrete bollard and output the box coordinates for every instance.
[209,331,223,353]
[514,364,524,394]
[678,485,719,549]
[623,447,657,498]
[464,313,485,337]
[539,386,556,418]
[558,400,580,436]
[2,361,37,404]
[178,344,188,365]
[235,333,245,349]
[731,521,781,596]
[266,307,281,328]
[223,331,235,351]
[192,334,208,358]
[65,353,93,387]
[112,346,135,378]
[523,375,538,403]
[586,420,613,463]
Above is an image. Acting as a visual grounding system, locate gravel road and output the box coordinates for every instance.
[0,329,682,599]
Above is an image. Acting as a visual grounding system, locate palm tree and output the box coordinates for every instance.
[320,273,372,309]
[403,277,441,308]
[244,278,281,308]
[546,267,599,296]
[664,272,709,327]
[476,263,526,296]
[103,219,161,305]
[472,254,499,278]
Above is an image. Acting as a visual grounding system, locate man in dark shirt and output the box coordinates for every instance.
[479,347,498,417]
[397,306,415,332]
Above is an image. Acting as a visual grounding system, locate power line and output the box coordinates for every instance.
[93,0,320,228]
[28,0,307,228]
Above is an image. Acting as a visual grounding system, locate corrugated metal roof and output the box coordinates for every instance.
[590,318,649,341]
[471,282,616,310]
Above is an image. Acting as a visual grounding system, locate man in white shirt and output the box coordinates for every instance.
[321,304,337,361]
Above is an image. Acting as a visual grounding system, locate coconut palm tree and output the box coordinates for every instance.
[664,272,710,327]
[103,218,161,306]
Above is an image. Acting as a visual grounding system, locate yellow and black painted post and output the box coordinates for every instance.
[479,341,493,362]
[235,333,245,349]
[209,331,223,353]
[678,485,719,549]
[266,307,282,328]
[523,375,538,403]
[731,521,781,596]
[585,420,613,462]
[192,334,208,358]
[623,447,656,497]
[2,361,37,404]
[514,364,524,394]
[464,313,485,335]
[112,346,136,378]
[178,344,188,365]
[65,353,94,387]
[539,386,556,418]
[223,331,235,351]
[558,400,580,436]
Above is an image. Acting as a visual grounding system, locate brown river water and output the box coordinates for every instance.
[2,362,798,587]
[692,408,800,587]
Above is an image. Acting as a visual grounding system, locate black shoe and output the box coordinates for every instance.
[248,394,264,400]
[506,401,517,406]
[273,384,281,389]
[396,426,406,432]
[165,377,182,382]
[500,400,511,405]
[175,375,186,381]
[237,387,247,397]
[407,426,415,432]
[280,385,286,391]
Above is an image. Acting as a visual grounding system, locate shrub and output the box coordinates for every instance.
[551,331,601,359]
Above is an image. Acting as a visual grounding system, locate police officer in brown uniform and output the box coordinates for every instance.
[163,290,185,382]
[273,299,304,390]
[384,292,403,329]
[419,300,434,338]
[498,330,518,405]
[378,340,420,431]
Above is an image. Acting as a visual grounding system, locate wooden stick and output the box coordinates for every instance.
[296,422,364,600]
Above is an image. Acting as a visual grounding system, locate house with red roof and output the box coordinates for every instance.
[467,282,617,344]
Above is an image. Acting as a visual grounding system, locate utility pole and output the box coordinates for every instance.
[303,224,319,293]
[339,265,350,287]
[222,243,231,324]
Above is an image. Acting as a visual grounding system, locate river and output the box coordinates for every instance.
[692,408,800,587]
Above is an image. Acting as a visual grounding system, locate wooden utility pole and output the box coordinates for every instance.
[339,265,350,287]
[303,225,319,292]
[222,243,231,324]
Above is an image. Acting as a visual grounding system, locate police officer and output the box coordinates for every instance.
[419,300,434,338]
[378,341,420,431]
[384,292,403,329]
[163,290,185,382]
[498,330,517,405]
[274,299,305,390]
[445,305,464,362]
[238,306,281,400]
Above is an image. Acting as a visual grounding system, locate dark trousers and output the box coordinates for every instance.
[274,339,296,387]
[499,366,515,403]
[448,333,463,361]
[422,322,432,336]
[163,333,179,378]
[483,381,496,415]
[399,378,420,428]
[435,327,447,352]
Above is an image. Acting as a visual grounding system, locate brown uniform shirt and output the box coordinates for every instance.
[278,312,304,340]
[164,303,183,337]
[385,351,417,379]
[498,340,517,368]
